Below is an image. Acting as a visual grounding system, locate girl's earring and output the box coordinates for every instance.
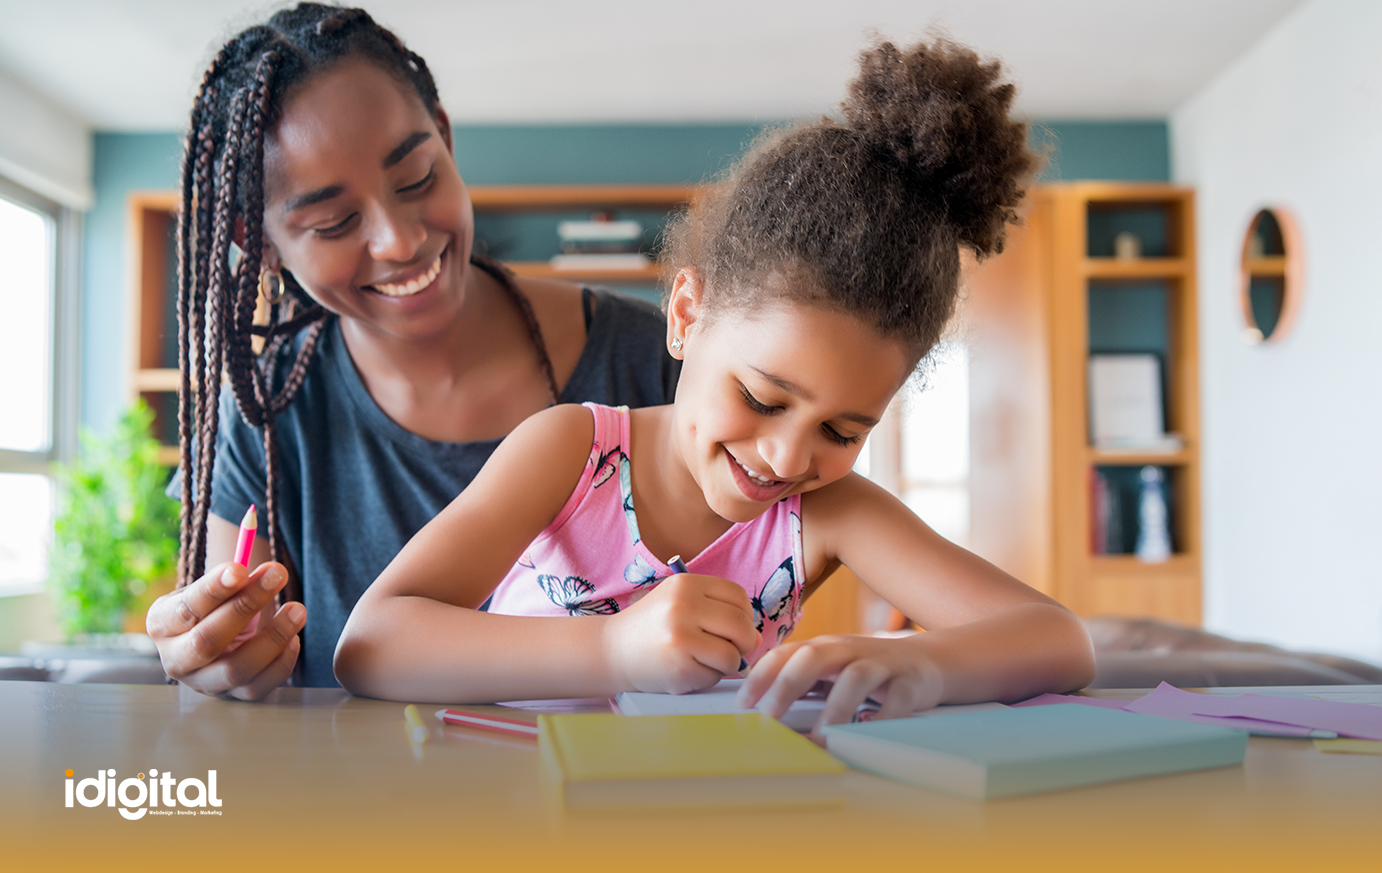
[670,337,684,354]
[259,266,286,305]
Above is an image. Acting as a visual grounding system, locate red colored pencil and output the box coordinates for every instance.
[436,708,539,738]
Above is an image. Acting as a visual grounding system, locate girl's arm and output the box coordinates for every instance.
[739,472,1095,729]
[334,404,758,702]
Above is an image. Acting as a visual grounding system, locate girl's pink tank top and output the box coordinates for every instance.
[486,403,804,665]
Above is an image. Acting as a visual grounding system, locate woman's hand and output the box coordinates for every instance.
[602,572,760,695]
[736,633,945,734]
[146,560,306,700]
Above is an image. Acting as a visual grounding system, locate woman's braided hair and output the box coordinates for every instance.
[663,37,1037,364]
[175,4,466,594]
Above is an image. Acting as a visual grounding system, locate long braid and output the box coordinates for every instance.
[176,45,231,589]
[473,256,560,404]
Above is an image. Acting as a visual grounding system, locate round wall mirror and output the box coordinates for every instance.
[1240,207,1302,343]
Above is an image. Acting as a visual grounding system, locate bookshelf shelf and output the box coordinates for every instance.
[469,184,694,211]
[468,183,694,289]
[1087,448,1194,466]
[1082,257,1190,279]
[503,261,662,283]
[966,182,1201,625]
[1089,554,1198,575]
[132,368,181,393]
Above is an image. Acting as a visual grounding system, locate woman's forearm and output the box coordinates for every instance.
[909,601,1096,705]
[334,596,619,703]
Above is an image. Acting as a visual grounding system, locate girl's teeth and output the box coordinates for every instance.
[374,252,443,297]
[738,459,774,485]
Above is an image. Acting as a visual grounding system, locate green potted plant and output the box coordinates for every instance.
[47,402,179,644]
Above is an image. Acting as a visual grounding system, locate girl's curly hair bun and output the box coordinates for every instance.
[843,38,1034,258]
[663,35,1035,359]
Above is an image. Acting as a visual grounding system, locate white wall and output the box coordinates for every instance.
[0,67,91,208]
[1172,0,1382,664]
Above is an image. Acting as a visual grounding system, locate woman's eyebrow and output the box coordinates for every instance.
[383,132,431,169]
[282,132,434,213]
[284,185,343,212]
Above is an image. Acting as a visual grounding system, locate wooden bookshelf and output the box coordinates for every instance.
[469,183,694,286]
[469,184,694,210]
[966,183,1202,625]
[127,191,181,465]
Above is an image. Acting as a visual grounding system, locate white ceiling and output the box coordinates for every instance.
[0,0,1306,130]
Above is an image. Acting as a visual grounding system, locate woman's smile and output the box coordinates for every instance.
[367,245,447,298]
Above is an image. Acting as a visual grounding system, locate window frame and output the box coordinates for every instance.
[0,174,81,596]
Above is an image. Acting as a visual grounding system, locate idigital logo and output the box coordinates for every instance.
[63,768,223,820]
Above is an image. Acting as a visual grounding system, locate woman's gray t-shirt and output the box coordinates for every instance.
[205,288,679,687]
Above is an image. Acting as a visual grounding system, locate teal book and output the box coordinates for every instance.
[820,704,1247,800]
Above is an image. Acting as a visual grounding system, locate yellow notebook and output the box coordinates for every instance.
[538,713,845,811]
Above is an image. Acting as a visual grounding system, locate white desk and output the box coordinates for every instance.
[3,682,1378,872]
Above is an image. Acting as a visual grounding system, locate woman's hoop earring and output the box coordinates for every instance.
[259,267,286,305]
[670,337,683,353]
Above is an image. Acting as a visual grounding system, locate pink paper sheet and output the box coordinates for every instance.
[1125,683,1382,741]
[1011,693,1130,710]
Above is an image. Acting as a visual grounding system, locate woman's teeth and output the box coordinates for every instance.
[372,252,443,297]
[737,458,776,486]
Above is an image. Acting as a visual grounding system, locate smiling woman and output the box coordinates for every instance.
[146,3,679,696]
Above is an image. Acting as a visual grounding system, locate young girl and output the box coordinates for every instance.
[335,38,1095,727]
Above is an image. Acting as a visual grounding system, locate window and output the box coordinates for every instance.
[854,342,970,633]
[857,342,971,544]
[0,177,78,595]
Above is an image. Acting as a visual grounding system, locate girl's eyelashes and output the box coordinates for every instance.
[397,166,435,194]
[821,424,863,447]
[739,386,780,415]
[740,383,864,446]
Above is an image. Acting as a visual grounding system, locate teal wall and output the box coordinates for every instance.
[81,120,1170,431]
[84,133,183,432]
[1031,120,1170,182]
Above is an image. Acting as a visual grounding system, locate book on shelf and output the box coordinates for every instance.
[548,252,652,271]
[1091,466,1175,557]
[557,218,643,250]
[538,712,845,811]
[1088,353,1175,451]
[820,704,1246,801]
[551,212,651,271]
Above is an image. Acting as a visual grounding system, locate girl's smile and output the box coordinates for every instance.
[725,447,794,502]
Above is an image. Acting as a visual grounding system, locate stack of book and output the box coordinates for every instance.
[550,214,651,272]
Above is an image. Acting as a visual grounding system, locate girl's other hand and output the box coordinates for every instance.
[603,572,759,695]
[146,560,306,700]
[736,634,944,735]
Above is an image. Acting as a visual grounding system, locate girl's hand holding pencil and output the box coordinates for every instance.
[602,571,760,695]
